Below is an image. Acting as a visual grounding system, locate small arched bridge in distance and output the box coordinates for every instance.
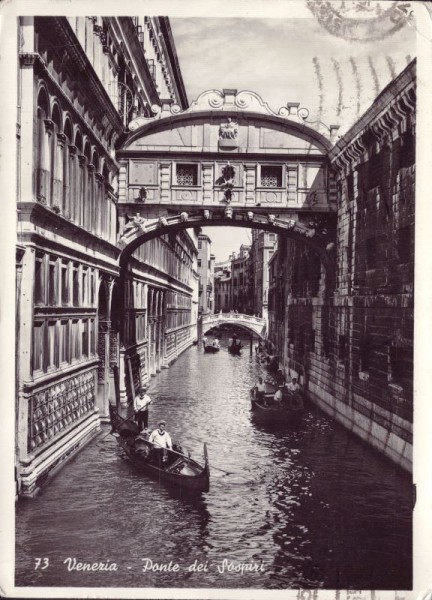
[202,312,267,338]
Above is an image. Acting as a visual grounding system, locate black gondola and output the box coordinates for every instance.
[250,388,304,426]
[228,341,242,354]
[109,405,210,493]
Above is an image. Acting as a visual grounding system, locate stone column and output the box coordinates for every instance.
[159,162,171,202]
[202,162,214,203]
[17,247,36,462]
[18,26,36,204]
[244,163,256,205]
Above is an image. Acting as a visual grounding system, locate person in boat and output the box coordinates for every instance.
[287,376,300,394]
[149,420,173,465]
[286,377,304,410]
[254,377,266,402]
[134,387,152,431]
[273,385,284,404]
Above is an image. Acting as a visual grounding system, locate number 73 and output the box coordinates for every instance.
[34,557,49,570]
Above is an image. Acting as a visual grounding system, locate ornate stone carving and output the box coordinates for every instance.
[123,213,146,235]
[219,118,238,140]
[28,370,96,451]
[159,216,168,227]
[180,212,188,222]
[127,88,312,130]
[267,214,276,224]
[135,186,147,202]
[247,211,254,221]
[224,207,233,219]
[203,210,211,220]
[217,162,236,202]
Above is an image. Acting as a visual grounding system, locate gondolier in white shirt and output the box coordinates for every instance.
[149,420,172,465]
[134,387,152,431]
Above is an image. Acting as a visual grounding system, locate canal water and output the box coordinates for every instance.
[16,336,412,590]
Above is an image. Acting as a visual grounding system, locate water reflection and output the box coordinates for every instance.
[16,337,412,589]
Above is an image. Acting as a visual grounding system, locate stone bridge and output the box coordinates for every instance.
[202,312,266,338]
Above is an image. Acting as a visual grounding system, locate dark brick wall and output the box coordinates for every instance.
[268,62,415,458]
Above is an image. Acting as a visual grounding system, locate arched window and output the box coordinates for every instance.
[51,103,63,209]
[63,118,73,216]
[36,88,51,204]
[93,151,103,236]
[83,142,93,231]
[74,130,84,225]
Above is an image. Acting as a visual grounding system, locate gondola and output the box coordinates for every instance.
[203,343,220,353]
[228,340,242,355]
[109,405,210,493]
[250,388,304,426]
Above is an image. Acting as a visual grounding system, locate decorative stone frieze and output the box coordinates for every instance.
[27,370,96,452]
[128,89,312,132]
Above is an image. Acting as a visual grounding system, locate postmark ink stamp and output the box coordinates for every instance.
[307,1,414,41]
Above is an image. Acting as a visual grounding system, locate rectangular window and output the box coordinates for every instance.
[73,265,79,306]
[48,321,58,368]
[33,322,44,372]
[82,319,89,357]
[82,269,89,306]
[197,259,202,268]
[61,262,69,305]
[72,319,80,359]
[260,165,283,188]
[176,163,198,186]
[34,255,44,305]
[90,319,96,354]
[60,320,69,363]
[48,262,57,306]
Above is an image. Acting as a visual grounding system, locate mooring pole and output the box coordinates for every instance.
[250,335,253,355]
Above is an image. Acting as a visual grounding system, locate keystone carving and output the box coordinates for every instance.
[180,212,188,222]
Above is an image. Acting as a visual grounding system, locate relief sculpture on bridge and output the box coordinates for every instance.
[219,118,239,149]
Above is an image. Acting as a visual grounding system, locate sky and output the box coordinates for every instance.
[169,8,416,261]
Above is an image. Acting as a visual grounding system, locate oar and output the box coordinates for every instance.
[182,436,256,477]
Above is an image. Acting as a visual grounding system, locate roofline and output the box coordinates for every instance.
[329,59,416,161]
[157,17,189,110]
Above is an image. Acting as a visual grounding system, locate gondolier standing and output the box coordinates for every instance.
[134,387,152,431]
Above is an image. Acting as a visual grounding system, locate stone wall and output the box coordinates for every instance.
[269,61,415,472]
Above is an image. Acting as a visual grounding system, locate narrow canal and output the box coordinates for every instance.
[16,336,412,590]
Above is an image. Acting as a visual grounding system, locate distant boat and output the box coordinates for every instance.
[109,405,210,493]
[203,343,220,353]
[228,339,242,354]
